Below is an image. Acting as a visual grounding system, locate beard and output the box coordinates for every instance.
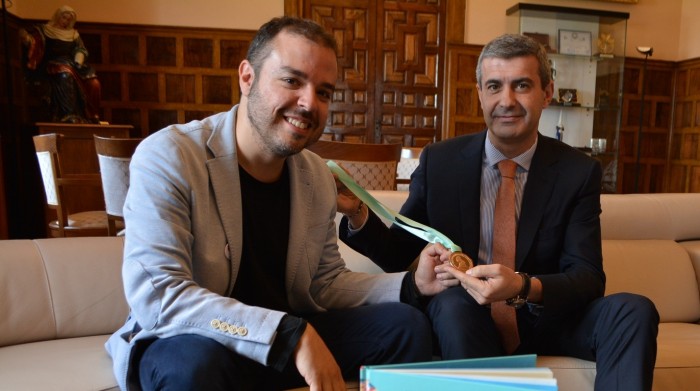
[246,79,319,158]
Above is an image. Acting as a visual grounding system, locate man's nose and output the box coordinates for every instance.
[499,88,517,107]
[298,85,318,111]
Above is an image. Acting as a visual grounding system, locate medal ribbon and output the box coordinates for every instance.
[328,160,462,253]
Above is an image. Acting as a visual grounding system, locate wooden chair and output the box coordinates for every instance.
[94,135,143,236]
[33,133,109,237]
[396,147,423,191]
[308,140,402,190]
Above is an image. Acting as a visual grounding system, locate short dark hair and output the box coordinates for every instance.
[476,34,552,90]
[246,16,338,72]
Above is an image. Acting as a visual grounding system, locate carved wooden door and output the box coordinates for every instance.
[293,0,446,147]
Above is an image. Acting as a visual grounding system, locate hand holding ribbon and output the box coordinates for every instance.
[327,160,473,271]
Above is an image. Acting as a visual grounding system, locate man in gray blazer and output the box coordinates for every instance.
[106,17,448,391]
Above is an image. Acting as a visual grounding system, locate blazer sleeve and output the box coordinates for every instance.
[519,139,605,324]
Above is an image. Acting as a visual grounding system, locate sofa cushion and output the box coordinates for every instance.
[601,194,700,241]
[654,322,700,390]
[34,237,129,338]
[0,335,118,391]
[0,240,56,347]
[603,240,700,323]
[680,240,700,291]
[0,237,128,347]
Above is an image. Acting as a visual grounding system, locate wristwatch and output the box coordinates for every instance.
[506,272,531,309]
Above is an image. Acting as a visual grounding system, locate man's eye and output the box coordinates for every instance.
[318,90,332,101]
[283,78,299,86]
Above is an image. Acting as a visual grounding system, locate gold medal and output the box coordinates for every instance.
[449,252,474,272]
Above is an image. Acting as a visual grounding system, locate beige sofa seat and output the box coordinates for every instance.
[599,194,700,391]
[0,237,126,391]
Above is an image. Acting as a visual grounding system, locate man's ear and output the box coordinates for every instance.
[543,81,554,108]
[475,82,484,105]
[239,60,254,96]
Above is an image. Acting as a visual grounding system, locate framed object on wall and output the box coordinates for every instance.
[558,29,592,56]
[523,32,554,53]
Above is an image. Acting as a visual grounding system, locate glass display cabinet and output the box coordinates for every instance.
[506,3,629,193]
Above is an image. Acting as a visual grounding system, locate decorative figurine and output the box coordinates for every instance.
[556,109,565,142]
[20,5,101,124]
[597,32,615,56]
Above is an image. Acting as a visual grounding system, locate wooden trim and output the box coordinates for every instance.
[446,0,466,44]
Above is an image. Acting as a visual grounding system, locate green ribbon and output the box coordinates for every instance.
[328,160,462,253]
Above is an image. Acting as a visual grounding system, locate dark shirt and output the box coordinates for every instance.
[233,164,291,312]
[233,163,419,371]
[233,164,304,371]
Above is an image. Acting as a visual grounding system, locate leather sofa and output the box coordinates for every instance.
[1,193,699,390]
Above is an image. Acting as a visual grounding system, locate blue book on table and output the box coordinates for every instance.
[360,354,557,390]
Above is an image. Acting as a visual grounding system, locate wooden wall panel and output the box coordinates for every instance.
[443,43,486,139]
[619,58,675,193]
[73,23,255,137]
[668,57,700,193]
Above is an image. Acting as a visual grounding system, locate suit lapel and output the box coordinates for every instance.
[516,136,558,268]
[457,132,487,258]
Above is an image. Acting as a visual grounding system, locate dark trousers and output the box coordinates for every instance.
[137,302,432,390]
[426,287,659,391]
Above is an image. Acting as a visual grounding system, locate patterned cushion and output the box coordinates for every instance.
[36,151,58,206]
[98,155,131,216]
[65,211,108,228]
[333,160,397,190]
[397,158,420,180]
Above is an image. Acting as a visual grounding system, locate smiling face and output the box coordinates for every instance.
[239,30,338,159]
[477,55,553,157]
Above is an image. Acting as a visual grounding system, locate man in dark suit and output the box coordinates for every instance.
[337,34,659,391]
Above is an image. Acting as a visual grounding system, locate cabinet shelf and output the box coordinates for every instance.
[548,52,620,62]
[507,2,629,193]
[547,103,621,112]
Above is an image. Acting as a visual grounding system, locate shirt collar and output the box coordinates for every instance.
[484,133,538,171]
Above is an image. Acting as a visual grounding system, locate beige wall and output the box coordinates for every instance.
[10,0,284,31]
[679,0,700,60]
[467,0,691,61]
[10,0,699,61]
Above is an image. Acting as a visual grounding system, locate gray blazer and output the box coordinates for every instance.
[106,106,405,390]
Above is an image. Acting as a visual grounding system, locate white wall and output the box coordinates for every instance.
[9,0,698,61]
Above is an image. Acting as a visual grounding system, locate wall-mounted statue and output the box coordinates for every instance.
[20,5,101,124]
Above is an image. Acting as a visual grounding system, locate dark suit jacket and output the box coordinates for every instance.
[341,130,605,327]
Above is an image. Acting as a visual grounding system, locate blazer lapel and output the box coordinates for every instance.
[206,108,244,291]
[284,155,314,295]
[516,136,558,268]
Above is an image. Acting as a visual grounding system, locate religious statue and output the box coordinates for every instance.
[20,5,101,124]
